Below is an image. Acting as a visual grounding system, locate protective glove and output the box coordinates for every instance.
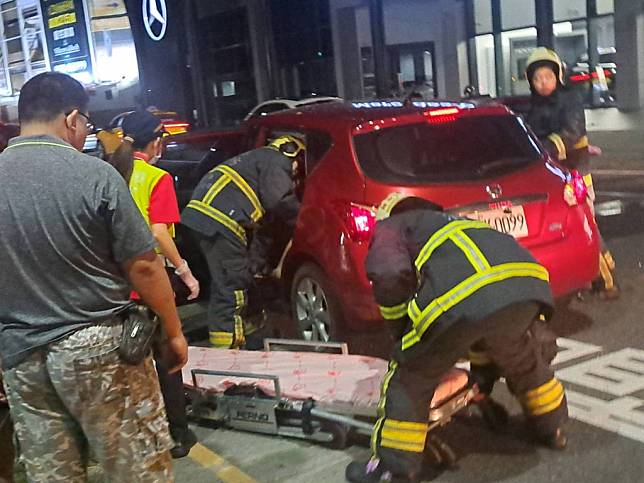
[175,259,200,300]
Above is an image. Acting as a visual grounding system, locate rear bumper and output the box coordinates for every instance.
[526,207,600,298]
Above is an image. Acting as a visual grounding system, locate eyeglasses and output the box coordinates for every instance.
[65,110,95,131]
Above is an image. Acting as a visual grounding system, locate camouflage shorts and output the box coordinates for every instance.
[3,323,174,482]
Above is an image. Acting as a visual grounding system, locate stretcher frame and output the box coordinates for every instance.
[185,339,479,453]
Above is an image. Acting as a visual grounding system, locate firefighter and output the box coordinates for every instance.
[181,136,303,349]
[525,47,618,299]
[346,193,568,483]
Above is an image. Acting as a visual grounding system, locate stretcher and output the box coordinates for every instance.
[183,339,479,464]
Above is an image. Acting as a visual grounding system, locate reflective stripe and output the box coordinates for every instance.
[186,200,247,244]
[4,141,78,152]
[379,302,408,320]
[233,290,246,347]
[468,349,493,366]
[520,378,565,416]
[573,135,589,150]
[203,175,231,205]
[215,165,265,222]
[402,262,549,350]
[371,360,397,455]
[381,419,428,452]
[210,331,233,348]
[414,220,490,271]
[449,231,490,272]
[547,133,567,161]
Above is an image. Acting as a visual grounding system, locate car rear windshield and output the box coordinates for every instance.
[353,115,542,183]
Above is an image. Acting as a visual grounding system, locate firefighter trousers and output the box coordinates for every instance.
[199,234,252,348]
[372,302,568,479]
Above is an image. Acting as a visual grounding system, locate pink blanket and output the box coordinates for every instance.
[183,347,469,412]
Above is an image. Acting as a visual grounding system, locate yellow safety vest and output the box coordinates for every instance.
[129,158,175,238]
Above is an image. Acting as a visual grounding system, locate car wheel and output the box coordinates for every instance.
[290,263,343,342]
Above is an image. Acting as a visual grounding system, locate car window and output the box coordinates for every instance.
[253,103,289,118]
[353,115,542,184]
[263,128,332,176]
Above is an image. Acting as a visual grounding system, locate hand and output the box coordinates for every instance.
[175,259,200,300]
[166,334,189,373]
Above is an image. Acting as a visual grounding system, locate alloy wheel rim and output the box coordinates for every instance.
[294,276,331,342]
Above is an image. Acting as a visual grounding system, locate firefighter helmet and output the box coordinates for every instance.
[525,47,565,85]
[376,192,410,221]
[269,135,306,158]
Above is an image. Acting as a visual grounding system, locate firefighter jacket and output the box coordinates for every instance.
[181,147,300,245]
[526,87,589,170]
[365,209,554,360]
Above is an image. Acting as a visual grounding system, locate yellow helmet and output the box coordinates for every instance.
[268,135,306,158]
[525,47,565,85]
[376,192,410,221]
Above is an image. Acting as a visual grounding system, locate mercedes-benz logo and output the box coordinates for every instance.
[486,184,503,200]
[143,0,167,41]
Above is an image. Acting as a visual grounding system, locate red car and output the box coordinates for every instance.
[164,100,600,342]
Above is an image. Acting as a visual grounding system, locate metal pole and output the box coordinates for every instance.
[369,0,389,97]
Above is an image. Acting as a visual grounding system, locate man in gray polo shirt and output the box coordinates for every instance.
[0,72,188,481]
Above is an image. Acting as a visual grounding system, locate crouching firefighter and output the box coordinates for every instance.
[525,47,618,298]
[181,136,304,349]
[346,193,568,483]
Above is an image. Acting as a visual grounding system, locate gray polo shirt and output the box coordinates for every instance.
[0,135,156,369]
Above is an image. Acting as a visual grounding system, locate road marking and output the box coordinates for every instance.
[553,338,602,365]
[554,340,644,445]
[189,442,257,483]
[593,169,644,177]
[595,191,644,199]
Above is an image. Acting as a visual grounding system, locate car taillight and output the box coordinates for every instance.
[163,122,191,135]
[424,107,460,124]
[563,170,588,206]
[341,203,376,242]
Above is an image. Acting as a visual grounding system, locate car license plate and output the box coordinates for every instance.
[463,205,529,238]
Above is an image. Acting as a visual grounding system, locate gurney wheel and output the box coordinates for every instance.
[319,420,349,450]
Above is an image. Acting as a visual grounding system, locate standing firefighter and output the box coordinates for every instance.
[182,136,303,348]
[525,47,618,298]
[346,194,568,483]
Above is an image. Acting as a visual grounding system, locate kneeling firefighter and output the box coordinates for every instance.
[346,194,568,483]
[181,136,304,349]
[524,47,618,298]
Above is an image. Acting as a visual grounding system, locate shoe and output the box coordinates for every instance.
[170,428,198,458]
[476,397,509,430]
[541,427,568,450]
[345,460,416,483]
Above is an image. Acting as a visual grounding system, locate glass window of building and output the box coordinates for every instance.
[473,0,492,34]
[500,27,537,96]
[0,0,48,95]
[87,0,138,85]
[474,34,496,96]
[596,0,614,15]
[500,0,535,30]
[554,0,586,21]
[554,20,588,68]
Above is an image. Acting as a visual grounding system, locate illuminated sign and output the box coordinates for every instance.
[351,101,476,109]
[143,0,167,41]
[40,0,93,82]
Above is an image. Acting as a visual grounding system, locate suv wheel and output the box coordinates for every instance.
[290,263,343,342]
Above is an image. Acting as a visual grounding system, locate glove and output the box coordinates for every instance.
[175,259,200,300]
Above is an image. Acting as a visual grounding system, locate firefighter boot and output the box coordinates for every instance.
[540,427,568,450]
[592,251,619,300]
[345,459,418,483]
[475,395,509,430]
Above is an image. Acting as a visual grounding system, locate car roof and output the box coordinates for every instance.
[251,99,513,130]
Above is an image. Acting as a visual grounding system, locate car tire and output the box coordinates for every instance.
[290,263,344,342]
